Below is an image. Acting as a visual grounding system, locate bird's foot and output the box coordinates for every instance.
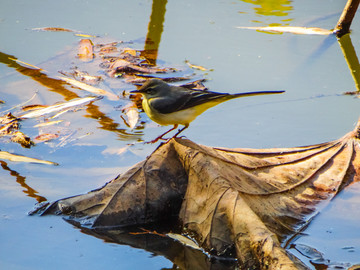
[144,135,168,144]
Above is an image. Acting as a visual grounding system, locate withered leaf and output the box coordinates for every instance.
[58,76,118,100]
[10,131,34,148]
[121,102,139,129]
[237,26,333,35]
[31,27,75,32]
[78,39,94,61]
[22,104,49,112]
[39,120,360,269]
[20,96,100,119]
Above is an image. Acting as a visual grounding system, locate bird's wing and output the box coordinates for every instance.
[177,90,228,110]
[148,93,193,114]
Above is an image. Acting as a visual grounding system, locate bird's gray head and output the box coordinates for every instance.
[131,79,171,99]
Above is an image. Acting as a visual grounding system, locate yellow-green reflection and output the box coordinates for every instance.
[0,161,47,203]
[241,0,292,17]
[141,0,168,65]
[241,0,293,25]
[337,34,360,91]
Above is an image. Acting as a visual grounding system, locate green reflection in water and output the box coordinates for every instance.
[141,0,168,65]
[240,0,293,24]
[0,161,47,203]
[337,34,360,91]
[241,0,292,17]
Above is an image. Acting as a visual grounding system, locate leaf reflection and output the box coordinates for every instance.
[0,161,47,203]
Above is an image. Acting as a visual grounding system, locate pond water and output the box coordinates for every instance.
[1,0,360,269]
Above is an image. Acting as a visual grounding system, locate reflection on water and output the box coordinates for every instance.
[0,51,143,141]
[74,222,238,270]
[84,102,144,141]
[0,52,79,100]
[240,0,293,24]
[141,0,168,65]
[338,34,360,91]
[0,161,47,203]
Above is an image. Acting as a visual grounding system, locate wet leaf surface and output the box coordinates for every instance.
[37,120,360,269]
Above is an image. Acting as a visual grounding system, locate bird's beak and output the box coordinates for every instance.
[130,89,142,94]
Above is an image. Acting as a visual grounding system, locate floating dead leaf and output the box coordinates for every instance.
[22,104,49,112]
[78,39,94,61]
[8,58,43,70]
[34,120,63,128]
[34,133,59,142]
[31,27,75,32]
[10,131,34,148]
[180,79,208,91]
[167,233,203,251]
[40,119,360,269]
[20,96,100,119]
[99,46,118,55]
[0,151,58,165]
[0,113,19,135]
[74,33,98,38]
[108,58,168,77]
[122,47,138,57]
[185,60,208,71]
[121,103,139,129]
[49,109,70,119]
[57,76,118,100]
[73,71,102,85]
[237,26,333,35]
[0,112,17,125]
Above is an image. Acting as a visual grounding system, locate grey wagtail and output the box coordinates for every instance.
[131,79,284,143]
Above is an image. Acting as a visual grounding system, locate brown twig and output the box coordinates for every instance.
[334,0,360,37]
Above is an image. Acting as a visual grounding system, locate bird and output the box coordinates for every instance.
[131,79,284,143]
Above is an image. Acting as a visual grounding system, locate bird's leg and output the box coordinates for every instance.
[146,124,178,144]
[172,124,189,138]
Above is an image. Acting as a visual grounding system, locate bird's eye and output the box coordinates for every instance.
[146,88,155,95]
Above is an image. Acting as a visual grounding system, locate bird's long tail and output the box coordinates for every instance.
[230,90,285,99]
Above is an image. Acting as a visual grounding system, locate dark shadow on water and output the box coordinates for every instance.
[67,219,238,270]
[0,161,47,203]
